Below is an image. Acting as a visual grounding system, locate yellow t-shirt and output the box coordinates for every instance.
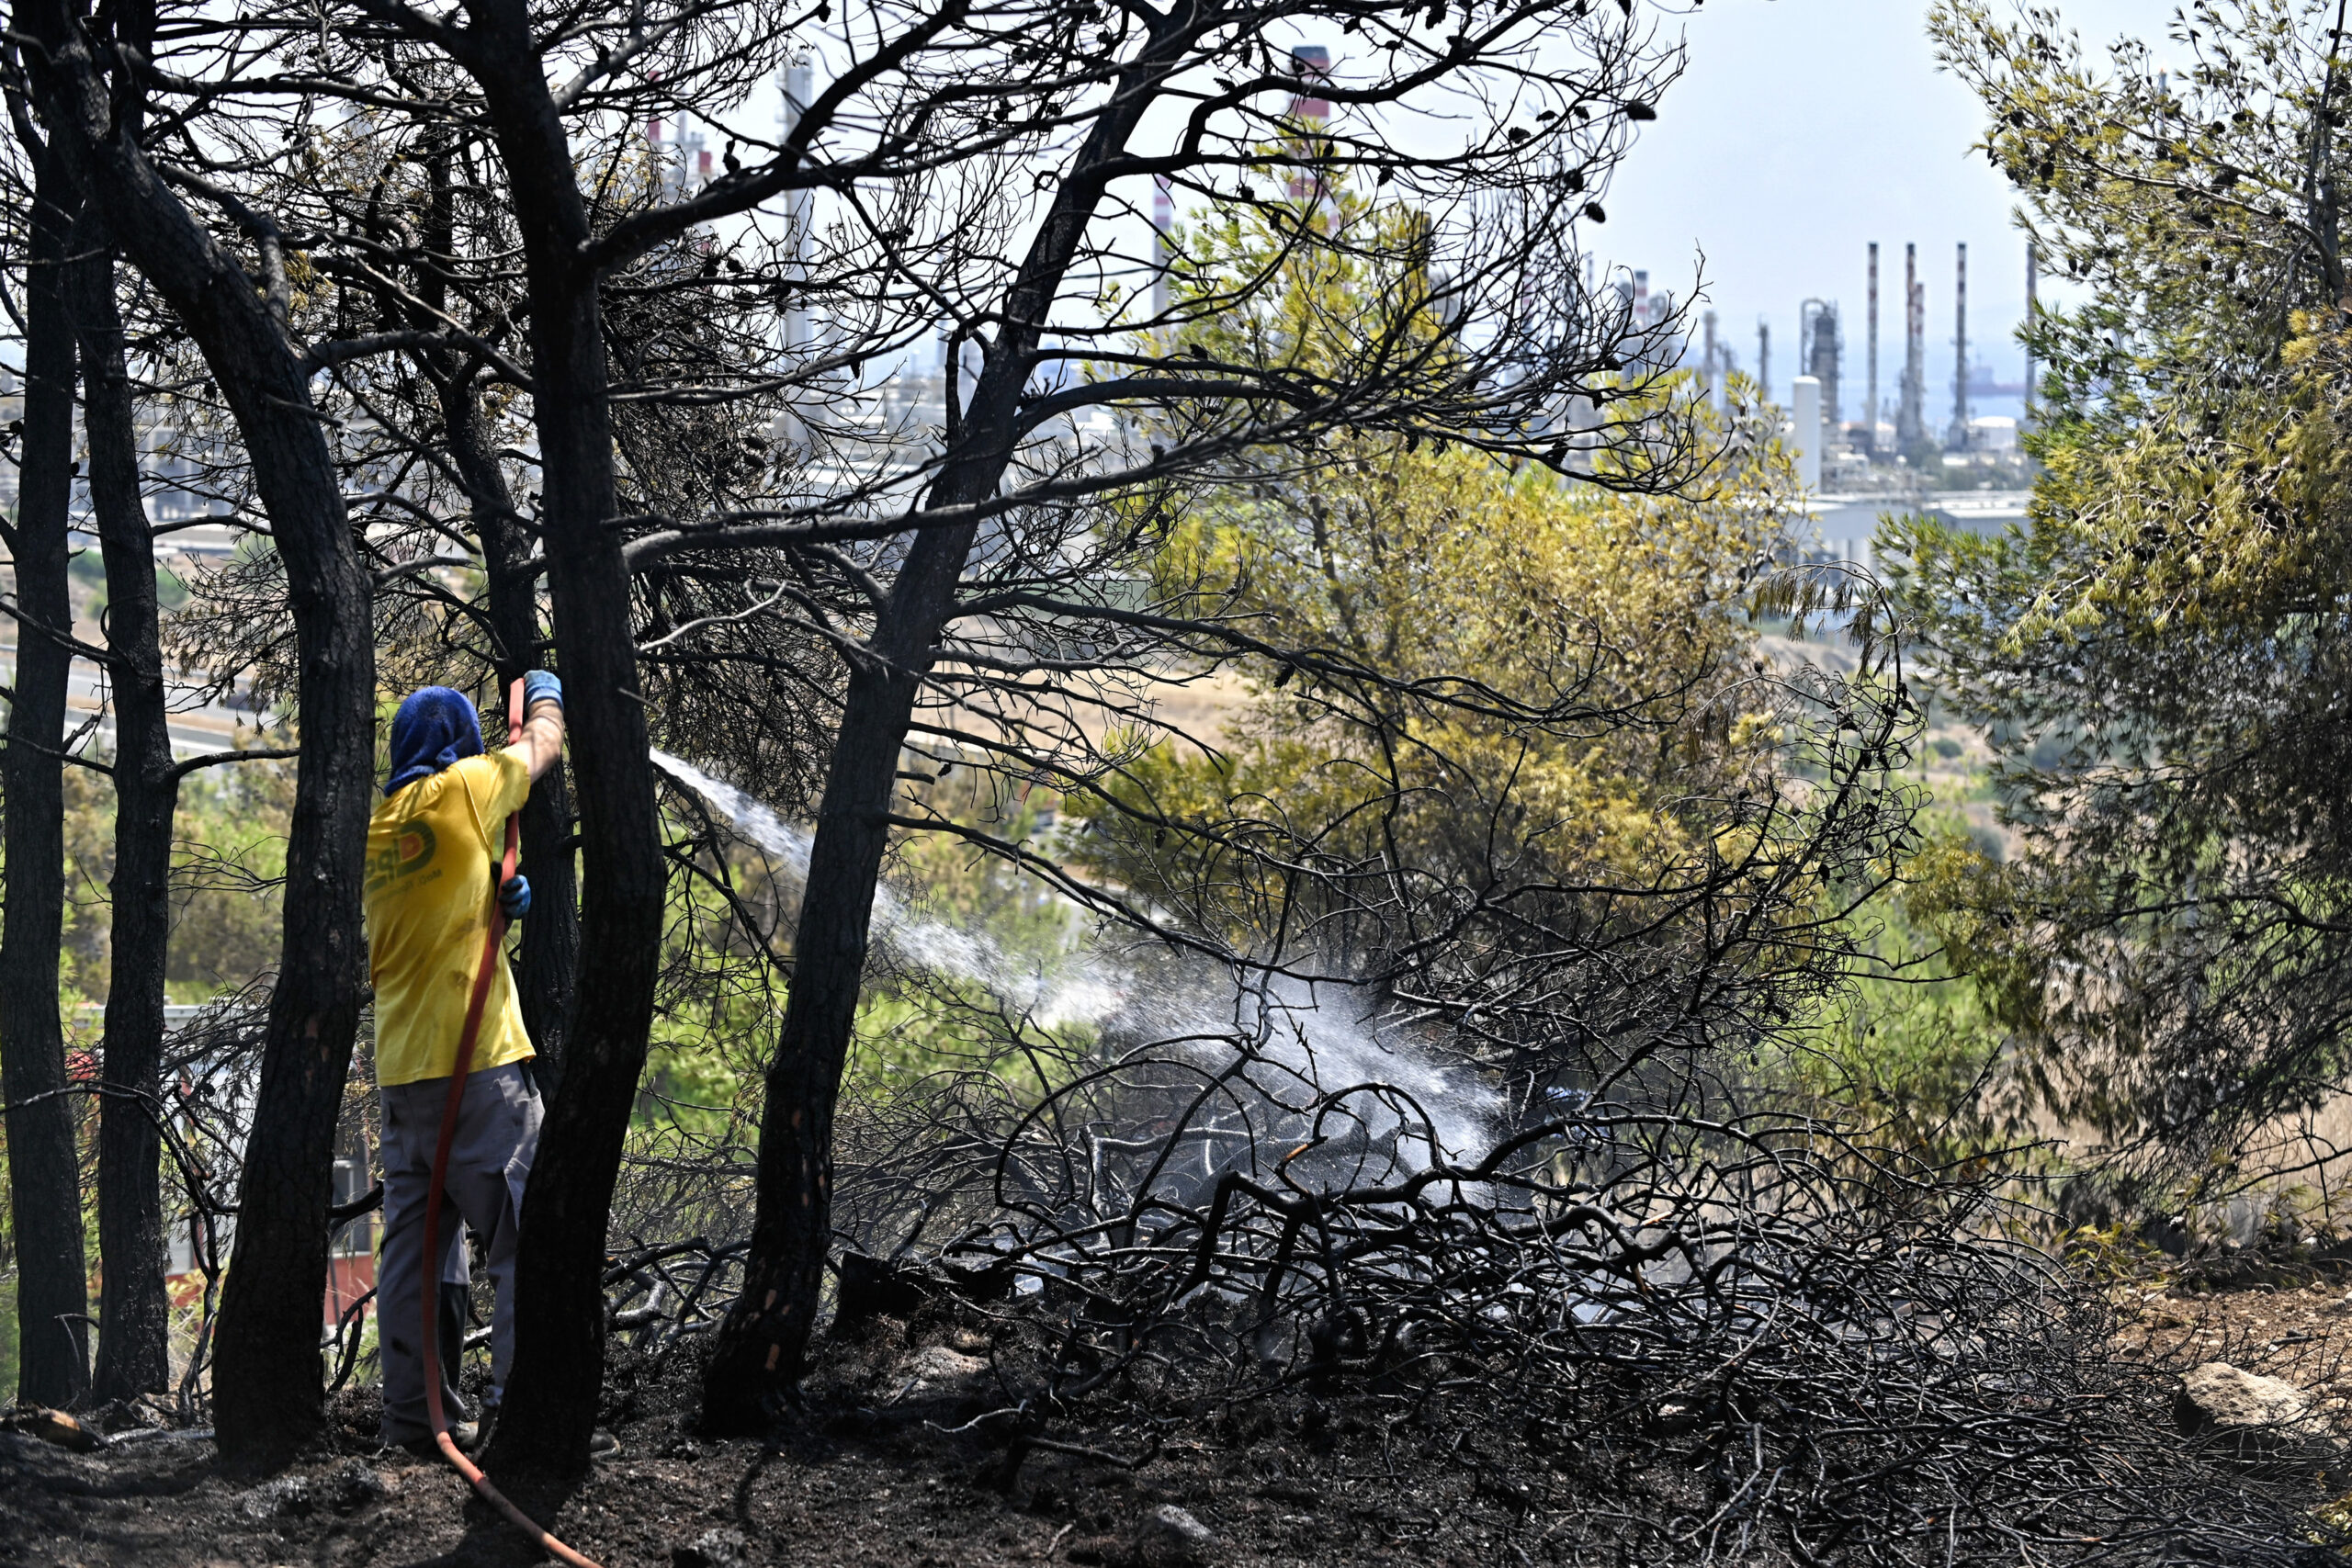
[365,750,536,1087]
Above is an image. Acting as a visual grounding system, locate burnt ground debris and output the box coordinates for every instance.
[0,1332,1561,1568]
[6,1268,2352,1568]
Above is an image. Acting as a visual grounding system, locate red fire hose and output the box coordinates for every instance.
[416,676,603,1568]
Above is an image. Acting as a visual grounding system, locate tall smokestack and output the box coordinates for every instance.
[1758,317,1770,401]
[2023,239,2039,427]
[1288,44,1332,121]
[1151,175,1174,318]
[776,61,816,447]
[1951,242,1970,448]
[1897,243,1925,455]
[781,62,813,351]
[1286,47,1332,205]
[1866,243,1880,455]
[1702,310,1719,405]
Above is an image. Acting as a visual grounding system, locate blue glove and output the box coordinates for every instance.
[498,874,531,921]
[522,670,563,712]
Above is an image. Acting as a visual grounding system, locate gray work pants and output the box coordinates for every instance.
[377,1062,540,1443]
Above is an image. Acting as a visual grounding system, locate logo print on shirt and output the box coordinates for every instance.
[364,819,439,895]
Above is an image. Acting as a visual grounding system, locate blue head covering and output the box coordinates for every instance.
[385,686,484,797]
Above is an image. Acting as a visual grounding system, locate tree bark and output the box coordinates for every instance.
[699,53,1171,1433]
[17,0,377,1464]
[459,384,581,1089]
[75,234,177,1403]
[490,532,581,1092]
[0,144,90,1411]
[416,150,579,1089]
[464,6,665,1480]
[696,655,922,1433]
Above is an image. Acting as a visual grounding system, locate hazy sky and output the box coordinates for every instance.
[1601,0,2181,422]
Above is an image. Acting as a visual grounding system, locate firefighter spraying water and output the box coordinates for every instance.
[364,674,602,1566]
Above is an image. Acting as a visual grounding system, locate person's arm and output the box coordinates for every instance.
[503,671,566,783]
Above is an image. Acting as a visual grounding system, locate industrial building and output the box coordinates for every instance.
[1766,237,2037,499]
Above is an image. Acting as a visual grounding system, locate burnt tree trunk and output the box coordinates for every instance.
[695,653,926,1433]
[459,388,581,1088]
[416,150,579,1089]
[0,144,90,1411]
[18,0,377,1464]
[76,235,177,1403]
[483,493,579,1089]
[467,8,665,1481]
[699,57,1173,1433]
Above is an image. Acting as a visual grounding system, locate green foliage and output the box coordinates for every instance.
[46,752,295,1008]
[1066,172,1802,943]
[68,547,187,620]
[1888,3,2352,1162]
[1073,428,1800,954]
[2054,1222,2171,1285]
[1788,822,2022,1165]
[1149,175,1458,409]
[1930,0,2347,434]
[167,761,295,1001]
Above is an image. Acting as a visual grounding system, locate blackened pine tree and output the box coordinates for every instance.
[623,6,1699,1432]
[74,238,179,1404]
[16,0,380,1463]
[79,6,841,1470]
[0,112,89,1413]
[31,0,1691,1466]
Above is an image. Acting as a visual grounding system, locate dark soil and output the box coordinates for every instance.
[10,1269,2352,1568]
[0,1321,1544,1568]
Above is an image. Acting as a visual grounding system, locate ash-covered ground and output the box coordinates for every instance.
[7,1261,2352,1568]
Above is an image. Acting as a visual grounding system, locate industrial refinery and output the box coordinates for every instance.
[1679,238,2041,570]
[1691,238,2037,486]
